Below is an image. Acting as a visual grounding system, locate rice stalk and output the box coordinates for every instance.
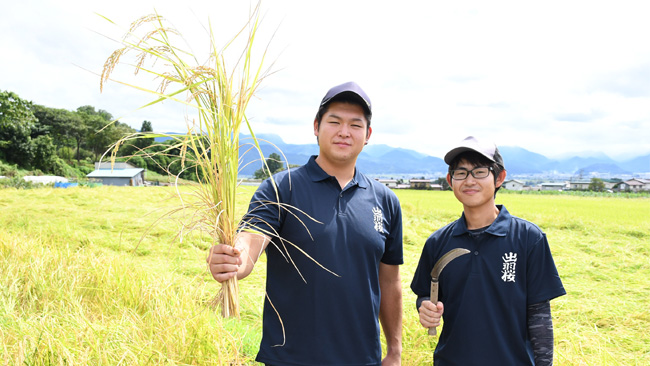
[99,3,272,318]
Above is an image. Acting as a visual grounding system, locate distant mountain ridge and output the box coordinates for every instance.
[237,133,449,177]
[159,133,650,177]
[237,133,649,177]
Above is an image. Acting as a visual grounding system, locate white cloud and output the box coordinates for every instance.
[1,0,649,161]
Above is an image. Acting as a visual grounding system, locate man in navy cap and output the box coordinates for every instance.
[411,136,565,365]
[208,82,403,365]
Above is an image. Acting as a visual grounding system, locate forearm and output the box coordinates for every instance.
[527,300,554,366]
[379,264,403,356]
[234,231,270,280]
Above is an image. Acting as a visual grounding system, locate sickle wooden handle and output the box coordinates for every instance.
[428,281,439,336]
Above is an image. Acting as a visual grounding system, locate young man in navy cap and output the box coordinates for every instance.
[411,136,565,365]
[208,82,403,365]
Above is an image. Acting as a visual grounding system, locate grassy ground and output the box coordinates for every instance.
[1,186,648,365]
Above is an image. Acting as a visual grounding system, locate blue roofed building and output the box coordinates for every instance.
[87,162,145,186]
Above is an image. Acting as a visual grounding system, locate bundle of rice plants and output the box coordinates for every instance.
[99,3,275,318]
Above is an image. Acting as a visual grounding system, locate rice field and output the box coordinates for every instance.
[1,186,648,365]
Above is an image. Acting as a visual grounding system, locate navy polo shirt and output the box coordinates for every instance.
[410,205,565,366]
[242,155,403,366]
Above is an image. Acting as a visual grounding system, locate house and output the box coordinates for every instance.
[409,179,433,189]
[430,184,443,191]
[540,182,566,191]
[503,179,525,191]
[87,162,145,186]
[376,179,398,188]
[95,161,138,170]
[568,179,593,190]
[613,178,650,192]
[602,179,622,190]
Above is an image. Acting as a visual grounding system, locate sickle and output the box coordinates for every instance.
[428,248,471,336]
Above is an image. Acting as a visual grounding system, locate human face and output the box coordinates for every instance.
[446,159,505,211]
[314,101,371,167]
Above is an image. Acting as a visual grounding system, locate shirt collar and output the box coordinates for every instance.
[452,205,511,237]
[305,155,368,189]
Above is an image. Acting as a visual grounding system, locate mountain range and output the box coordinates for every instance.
[159,133,649,178]
[235,133,649,178]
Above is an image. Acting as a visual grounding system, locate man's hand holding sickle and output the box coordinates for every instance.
[428,248,470,336]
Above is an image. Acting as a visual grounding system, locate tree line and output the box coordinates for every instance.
[0,90,198,181]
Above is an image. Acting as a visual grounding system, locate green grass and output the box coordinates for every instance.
[1,187,648,365]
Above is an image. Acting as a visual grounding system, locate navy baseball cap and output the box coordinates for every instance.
[444,136,505,168]
[319,81,372,118]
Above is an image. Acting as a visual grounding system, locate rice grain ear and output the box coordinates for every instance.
[100,47,126,92]
[98,2,334,321]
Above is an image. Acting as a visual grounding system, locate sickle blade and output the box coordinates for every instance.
[430,248,470,280]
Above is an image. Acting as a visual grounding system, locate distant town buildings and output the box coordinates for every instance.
[374,177,650,192]
[540,182,567,191]
[375,178,442,190]
[503,179,525,191]
[613,178,650,192]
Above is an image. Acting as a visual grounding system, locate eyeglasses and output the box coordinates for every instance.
[450,166,493,180]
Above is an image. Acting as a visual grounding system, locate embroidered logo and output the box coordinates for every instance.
[501,252,517,282]
[372,206,384,233]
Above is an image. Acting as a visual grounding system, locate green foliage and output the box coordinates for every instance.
[57,146,75,161]
[0,91,144,177]
[31,104,84,147]
[0,90,37,165]
[31,135,61,173]
[0,176,35,189]
[253,153,283,179]
[134,120,154,152]
[77,105,118,161]
[434,176,450,190]
[589,177,606,192]
[0,160,21,177]
[123,154,147,169]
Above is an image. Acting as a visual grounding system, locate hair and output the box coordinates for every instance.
[448,151,505,196]
[314,92,372,133]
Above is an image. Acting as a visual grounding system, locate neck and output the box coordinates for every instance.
[463,203,500,230]
[315,155,356,189]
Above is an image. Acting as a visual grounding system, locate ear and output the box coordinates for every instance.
[446,173,453,187]
[313,119,319,137]
[495,169,507,188]
[365,126,373,145]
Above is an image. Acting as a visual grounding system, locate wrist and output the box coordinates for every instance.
[385,343,403,356]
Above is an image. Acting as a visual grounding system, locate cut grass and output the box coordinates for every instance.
[1,187,648,365]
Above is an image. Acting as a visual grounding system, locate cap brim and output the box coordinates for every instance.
[444,146,496,165]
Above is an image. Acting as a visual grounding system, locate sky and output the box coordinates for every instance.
[2,0,650,161]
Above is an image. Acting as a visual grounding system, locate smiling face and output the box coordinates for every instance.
[446,158,506,211]
[313,101,372,169]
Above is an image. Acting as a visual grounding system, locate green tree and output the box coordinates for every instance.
[77,106,129,162]
[589,177,606,192]
[32,104,87,161]
[253,153,283,179]
[435,177,450,190]
[0,91,36,165]
[32,135,65,174]
[134,120,154,151]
